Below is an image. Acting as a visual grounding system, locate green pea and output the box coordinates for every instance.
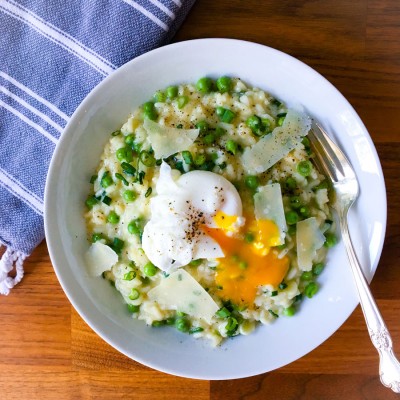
[177,95,189,109]
[216,106,225,117]
[85,195,98,209]
[245,175,259,190]
[127,304,140,313]
[153,90,166,103]
[175,317,190,332]
[246,115,262,134]
[143,109,158,121]
[123,190,136,202]
[299,205,310,217]
[284,177,297,191]
[100,171,113,188]
[301,271,313,280]
[225,139,238,155]
[123,270,136,281]
[324,233,337,248]
[116,147,133,162]
[128,288,140,300]
[107,211,120,224]
[128,219,142,235]
[91,232,104,242]
[285,210,299,225]
[289,196,302,209]
[152,320,166,327]
[283,305,296,316]
[221,109,235,123]
[166,85,178,99]
[304,282,319,298]
[182,150,193,165]
[143,101,155,112]
[297,160,312,177]
[196,77,213,93]
[215,126,226,137]
[139,150,156,167]
[314,180,329,191]
[194,154,206,166]
[313,263,325,275]
[143,262,157,277]
[216,76,232,93]
[125,134,135,146]
[203,133,216,145]
[195,120,209,133]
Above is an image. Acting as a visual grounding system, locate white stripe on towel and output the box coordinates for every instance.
[171,0,182,7]
[0,86,63,133]
[1,0,116,76]
[0,99,58,144]
[0,71,70,122]
[122,0,169,31]
[0,167,44,215]
[147,0,175,19]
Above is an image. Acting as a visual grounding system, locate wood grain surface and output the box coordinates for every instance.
[1,1,399,399]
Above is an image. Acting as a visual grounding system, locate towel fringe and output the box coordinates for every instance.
[0,245,26,295]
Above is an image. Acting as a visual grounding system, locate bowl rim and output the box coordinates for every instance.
[44,38,387,380]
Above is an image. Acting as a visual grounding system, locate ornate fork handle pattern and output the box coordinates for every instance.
[310,123,400,393]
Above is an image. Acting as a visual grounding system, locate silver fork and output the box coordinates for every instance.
[308,122,400,393]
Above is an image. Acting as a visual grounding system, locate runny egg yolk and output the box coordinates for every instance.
[207,214,289,306]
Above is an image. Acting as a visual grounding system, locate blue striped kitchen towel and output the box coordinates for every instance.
[0,0,196,295]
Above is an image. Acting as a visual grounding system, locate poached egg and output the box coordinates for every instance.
[142,162,243,272]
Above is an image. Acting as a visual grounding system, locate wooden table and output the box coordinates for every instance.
[1,1,399,399]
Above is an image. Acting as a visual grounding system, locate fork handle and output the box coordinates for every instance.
[338,209,400,393]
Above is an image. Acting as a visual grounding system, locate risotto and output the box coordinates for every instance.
[84,77,336,346]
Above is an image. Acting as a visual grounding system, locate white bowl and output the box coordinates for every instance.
[44,39,386,380]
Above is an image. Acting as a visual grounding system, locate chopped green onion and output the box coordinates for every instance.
[153,90,166,103]
[182,150,193,165]
[121,162,136,176]
[116,147,133,162]
[268,309,279,318]
[271,290,278,297]
[301,271,313,280]
[216,307,231,318]
[194,154,206,166]
[145,187,152,198]
[102,195,112,205]
[100,171,113,188]
[244,232,255,243]
[225,139,238,155]
[111,130,121,136]
[189,327,204,334]
[115,173,129,186]
[284,177,297,191]
[189,259,202,267]
[221,108,235,123]
[279,281,288,290]
[85,195,98,209]
[290,196,302,209]
[203,133,216,145]
[125,134,135,146]
[90,175,97,184]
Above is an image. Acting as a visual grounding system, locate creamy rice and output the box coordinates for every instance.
[84,77,336,346]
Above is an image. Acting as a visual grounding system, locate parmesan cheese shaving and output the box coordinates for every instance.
[147,269,219,323]
[85,242,118,277]
[241,109,311,174]
[296,217,325,271]
[254,183,287,245]
[143,119,200,159]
